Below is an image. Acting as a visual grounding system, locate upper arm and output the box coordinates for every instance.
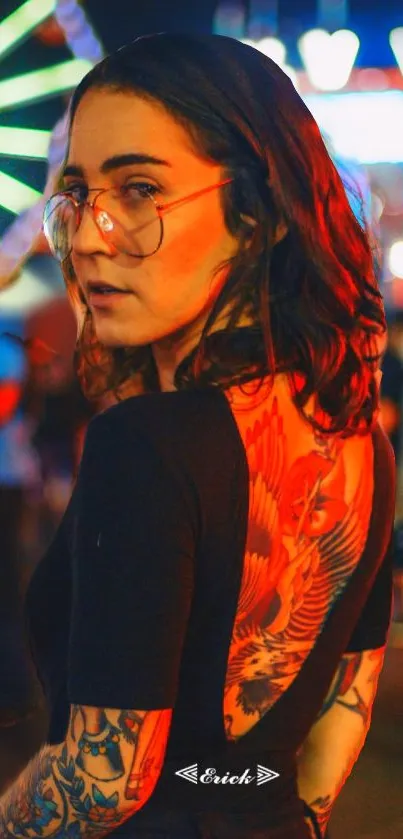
[313,645,386,727]
[307,523,394,736]
[65,408,197,798]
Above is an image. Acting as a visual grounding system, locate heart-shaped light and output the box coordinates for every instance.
[298,29,360,91]
[390,28,403,75]
[243,37,299,90]
[254,37,287,66]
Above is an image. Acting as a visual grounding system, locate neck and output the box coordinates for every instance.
[151,311,211,392]
[151,307,255,393]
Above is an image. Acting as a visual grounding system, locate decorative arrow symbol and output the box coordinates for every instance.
[256,765,280,785]
[174,763,199,784]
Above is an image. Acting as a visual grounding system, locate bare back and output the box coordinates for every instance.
[223,374,374,739]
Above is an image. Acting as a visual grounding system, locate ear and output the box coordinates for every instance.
[239,214,288,244]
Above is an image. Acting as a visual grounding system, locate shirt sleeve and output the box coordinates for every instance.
[344,525,394,653]
[67,407,196,709]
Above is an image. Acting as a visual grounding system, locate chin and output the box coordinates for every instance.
[92,309,188,348]
[93,321,152,349]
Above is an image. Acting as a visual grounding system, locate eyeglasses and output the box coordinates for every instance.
[43,177,234,262]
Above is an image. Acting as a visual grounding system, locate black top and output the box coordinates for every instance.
[24,385,396,835]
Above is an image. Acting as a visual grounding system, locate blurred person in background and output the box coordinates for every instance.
[0,33,395,839]
[29,352,93,547]
[22,298,94,558]
[0,330,42,728]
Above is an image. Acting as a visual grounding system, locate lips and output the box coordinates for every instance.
[87,281,130,295]
[86,282,133,310]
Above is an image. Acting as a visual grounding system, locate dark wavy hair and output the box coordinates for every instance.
[64,32,386,437]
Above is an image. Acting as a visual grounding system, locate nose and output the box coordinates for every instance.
[71,203,116,256]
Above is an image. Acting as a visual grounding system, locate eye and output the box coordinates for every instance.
[121,182,160,199]
[63,183,88,202]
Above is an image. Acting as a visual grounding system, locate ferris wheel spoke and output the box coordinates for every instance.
[0,0,104,291]
[0,171,42,215]
[0,0,56,60]
[0,58,93,111]
[0,127,51,160]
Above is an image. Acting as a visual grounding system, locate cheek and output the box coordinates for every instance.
[168,208,231,268]
[144,210,235,315]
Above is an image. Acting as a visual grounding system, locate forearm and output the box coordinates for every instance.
[297,647,385,837]
[0,740,134,838]
[298,713,367,838]
[0,701,170,839]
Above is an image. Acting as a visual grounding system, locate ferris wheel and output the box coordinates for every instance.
[0,0,103,293]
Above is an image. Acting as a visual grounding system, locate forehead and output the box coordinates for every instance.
[68,89,198,173]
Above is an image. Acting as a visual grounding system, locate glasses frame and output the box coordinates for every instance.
[43,176,234,261]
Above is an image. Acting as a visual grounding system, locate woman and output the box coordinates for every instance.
[0,33,395,839]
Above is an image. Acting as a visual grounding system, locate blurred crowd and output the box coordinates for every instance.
[0,299,95,726]
[1,300,403,726]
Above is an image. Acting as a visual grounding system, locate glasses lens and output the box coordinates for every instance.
[43,188,164,261]
[95,187,163,258]
[43,194,77,261]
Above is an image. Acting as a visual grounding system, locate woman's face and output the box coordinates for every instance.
[67,89,240,349]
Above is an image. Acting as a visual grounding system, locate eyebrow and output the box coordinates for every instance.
[62,152,172,178]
